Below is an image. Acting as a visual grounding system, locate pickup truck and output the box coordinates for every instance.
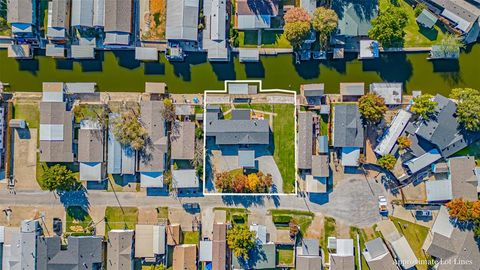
[378,196,388,214]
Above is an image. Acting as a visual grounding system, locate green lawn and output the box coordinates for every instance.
[73,104,105,124]
[261,30,292,48]
[379,0,449,47]
[157,207,169,219]
[321,217,336,261]
[182,231,200,245]
[276,245,295,266]
[350,227,383,270]
[454,141,480,164]
[319,114,329,136]
[104,207,138,233]
[36,160,80,190]
[390,217,433,270]
[269,209,314,233]
[238,30,258,47]
[66,206,94,235]
[13,103,39,129]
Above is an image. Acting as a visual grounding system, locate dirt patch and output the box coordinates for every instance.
[138,207,159,224]
[90,206,106,236]
[335,221,351,238]
[305,214,324,239]
[168,208,200,231]
[0,205,64,236]
[13,128,40,190]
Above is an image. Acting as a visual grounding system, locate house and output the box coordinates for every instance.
[339,83,365,101]
[359,40,379,59]
[107,113,136,176]
[199,223,227,270]
[134,225,166,261]
[7,0,35,37]
[47,0,71,41]
[135,47,158,61]
[167,224,182,246]
[404,148,442,175]
[362,238,398,270]
[2,220,41,270]
[78,119,105,183]
[428,0,480,43]
[103,0,133,46]
[36,235,103,270]
[369,83,403,106]
[416,9,438,29]
[374,110,412,156]
[296,238,323,270]
[332,104,364,168]
[301,83,325,107]
[425,156,478,202]
[334,1,378,37]
[107,230,134,270]
[238,48,260,62]
[328,238,355,270]
[166,0,200,42]
[298,111,314,170]
[390,236,417,269]
[39,83,74,162]
[422,206,480,269]
[138,101,168,189]
[203,0,229,62]
[172,169,199,193]
[235,0,279,30]
[173,244,197,270]
[171,121,196,161]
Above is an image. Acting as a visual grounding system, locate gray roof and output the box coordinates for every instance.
[301,238,320,256]
[139,101,168,172]
[340,82,365,96]
[318,135,329,154]
[369,83,403,105]
[364,238,388,259]
[363,238,397,270]
[448,156,478,201]
[312,155,329,177]
[415,95,480,157]
[104,0,133,33]
[7,0,33,24]
[171,121,196,160]
[333,104,364,148]
[298,112,313,169]
[233,243,276,269]
[432,0,480,32]
[4,230,37,270]
[208,0,226,41]
[71,0,94,27]
[329,254,355,270]
[296,256,323,270]
[335,2,378,36]
[231,109,251,120]
[78,121,104,162]
[238,48,260,62]
[37,236,103,270]
[50,0,70,29]
[166,0,199,41]
[238,149,255,168]
[107,230,134,270]
[416,9,438,28]
[424,206,480,270]
[302,83,325,97]
[172,169,199,189]
[206,119,270,145]
[39,102,74,162]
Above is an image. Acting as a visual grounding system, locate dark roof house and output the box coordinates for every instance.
[206,118,270,145]
[333,104,364,148]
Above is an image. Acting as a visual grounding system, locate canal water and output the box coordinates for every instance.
[0,45,479,94]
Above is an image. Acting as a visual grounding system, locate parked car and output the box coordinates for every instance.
[416,210,432,217]
[378,196,388,214]
[53,218,62,236]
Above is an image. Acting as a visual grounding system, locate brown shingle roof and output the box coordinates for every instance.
[173,244,197,270]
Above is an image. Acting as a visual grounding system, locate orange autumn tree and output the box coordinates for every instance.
[446,198,474,221]
[246,173,260,191]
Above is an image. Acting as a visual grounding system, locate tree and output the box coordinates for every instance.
[227,225,256,260]
[289,219,299,239]
[111,110,148,151]
[284,7,310,24]
[450,88,480,131]
[377,154,397,170]
[397,136,411,150]
[162,98,176,123]
[284,21,311,48]
[233,174,247,193]
[368,5,408,47]
[411,94,437,119]
[191,139,204,172]
[358,93,387,124]
[42,165,80,192]
[436,34,463,57]
[414,3,427,17]
[215,171,233,192]
[246,173,260,191]
[312,7,338,47]
[446,198,474,221]
[472,200,480,220]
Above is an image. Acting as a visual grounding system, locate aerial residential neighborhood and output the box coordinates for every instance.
[0,0,479,269]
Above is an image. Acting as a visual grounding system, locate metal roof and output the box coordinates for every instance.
[297,111,313,169]
[45,44,65,57]
[405,148,442,174]
[104,0,133,33]
[390,237,417,269]
[49,0,70,29]
[71,0,94,27]
[199,240,213,261]
[7,0,33,24]
[71,45,95,59]
[135,47,158,61]
[166,0,200,41]
[172,169,199,189]
[374,109,411,156]
[369,83,402,105]
[239,48,260,62]
[104,32,130,45]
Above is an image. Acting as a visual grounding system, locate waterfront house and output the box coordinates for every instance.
[238,48,260,62]
[39,83,74,163]
[332,104,364,169]
[36,235,103,269]
[296,238,323,270]
[107,230,134,270]
[425,156,478,202]
[2,220,41,270]
[416,9,438,29]
[138,101,168,189]
[235,0,279,30]
[7,0,35,38]
[135,225,166,262]
[47,0,71,42]
[173,244,197,270]
[427,0,480,44]
[103,0,133,47]
[171,121,196,161]
[203,0,229,62]
[374,109,412,156]
[422,206,480,269]
[369,83,403,106]
[339,83,364,101]
[362,238,398,270]
[328,238,355,270]
[107,113,136,177]
[78,119,105,183]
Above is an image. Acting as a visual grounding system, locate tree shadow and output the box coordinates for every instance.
[65,205,89,221]
[221,195,265,208]
[332,0,379,22]
[58,187,90,210]
[293,57,320,81]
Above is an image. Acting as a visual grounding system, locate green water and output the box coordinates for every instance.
[0,45,479,94]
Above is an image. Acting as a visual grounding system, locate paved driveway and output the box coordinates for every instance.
[319,176,386,227]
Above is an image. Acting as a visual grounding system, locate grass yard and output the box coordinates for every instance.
[319,115,328,136]
[238,30,259,47]
[13,102,40,129]
[261,30,292,48]
[390,217,433,270]
[454,141,480,164]
[269,209,314,233]
[276,245,295,266]
[182,231,200,245]
[104,207,139,233]
[66,206,94,235]
[321,217,337,261]
[73,104,105,124]
[379,0,449,47]
[157,207,169,219]
[36,160,80,190]
[350,227,383,270]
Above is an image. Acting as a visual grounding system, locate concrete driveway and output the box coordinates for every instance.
[319,175,386,227]
[13,128,40,190]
